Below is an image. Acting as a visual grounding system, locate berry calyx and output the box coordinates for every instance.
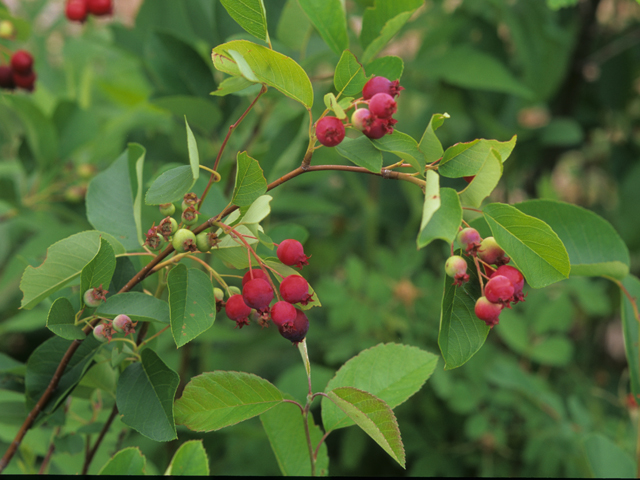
[444,255,469,286]
[158,217,178,239]
[362,76,403,100]
[368,93,397,119]
[88,0,113,16]
[83,285,108,307]
[159,203,175,216]
[10,50,33,75]
[351,108,373,132]
[93,322,113,342]
[363,117,396,139]
[478,236,509,265]
[242,278,274,311]
[182,192,198,211]
[66,0,88,22]
[491,265,525,303]
[172,228,197,253]
[315,116,345,147]
[270,301,297,328]
[484,275,515,306]
[280,275,313,305]
[276,239,310,269]
[474,296,502,328]
[242,269,269,286]
[457,228,482,255]
[196,231,218,252]
[278,308,309,345]
[0,66,15,90]
[225,294,252,328]
[181,206,199,225]
[144,226,165,251]
[113,314,137,336]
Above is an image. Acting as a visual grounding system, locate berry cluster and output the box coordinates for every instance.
[445,227,526,328]
[224,239,312,344]
[93,314,138,342]
[0,50,36,92]
[66,0,113,23]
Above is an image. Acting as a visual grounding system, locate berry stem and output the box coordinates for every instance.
[473,255,485,295]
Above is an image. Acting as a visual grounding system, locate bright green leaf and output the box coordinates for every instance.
[458,149,503,207]
[372,130,426,174]
[165,440,210,476]
[439,136,516,178]
[98,447,146,475]
[210,76,261,97]
[239,195,273,225]
[298,0,348,55]
[220,0,270,43]
[185,118,200,181]
[417,187,461,249]
[96,292,170,324]
[335,136,382,173]
[419,113,449,163]
[145,165,196,205]
[418,170,441,239]
[333,50,367,97]
[324,93,346,119]
[80,237,116,305]
[232,152,268,207]
[46,298,85,340]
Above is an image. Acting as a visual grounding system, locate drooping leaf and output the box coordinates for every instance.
[220,0,270,43]
[98,447,146,475]
[335,136,382,173]
[483,203,571,288]
[145,165,196,206]
[458,149,503,207]
[439,136,516,178]
[232,151,268,207]
[46,297,86,340]
[80,237,116,305]
[333,51,367,97]
[326,387,405,468]
[298,0,348,55]
[419,113,449,163]
[185,117,201,181]
[174,371,283,432]
[96,292,170,324]
[116,349,179,442]
[417,187,461,249]
[371,130,426,174]
[165,440,210,476]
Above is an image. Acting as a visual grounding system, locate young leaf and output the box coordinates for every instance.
[98,447,146,475]
[220,0,270,44]
[238,195,273,225]
[86,143,145,250]
[212,40,313,108]
[167,264,216,348]
[116,349,179,442]
[80,237,116,305]
[326,386,405,468]
[438,253,489,369]
[417,187,462,249]
[96,292,170,324]
[174,371,284,432]
[261,400,329,476]
[232,152,268,207]
[419,113,449,163]
[321,343,438,432]
[439,136,516,178]
[483,203,571,288]
[145,165,196,206]
[366,56,404,80]
[335,136,383,173]
[333,51,367,97]
[211,76,261,97]
[46,297,85,340]
[164,440,210,476]
[458,148,503,208]
[621,275,640,404]
[515,200,630,279]
[298,0,348,56]
[324,93,346,119]
[185,117,200,181]
[371,130,426,174]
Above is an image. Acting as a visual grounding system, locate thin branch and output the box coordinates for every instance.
[81,404,119,475]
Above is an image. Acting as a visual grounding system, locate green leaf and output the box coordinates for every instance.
[25,335,103,416]
[228,49,260,82]
[237,195,273,225]
[174,371,284,432]
[276,0,312,52]
[145,165,196,206]
[210,76,261,97]
[326,386,405,468]
[335,136,382,173]
[321,343,437,432]
[439,136,516,178]
[80,237,116,305]
[515,200,630,279]
[220,0,270,43]
[483,203,571,288]
[418,170,441,237]
[232,151,268,207]
[86,144,146,250]
[324,93,346,119]
[417,187,461,249]
[96,292,170,324]
[20,231,122,310]
[366,56,404,80]
[620,275,640,403]
[298,0,348,55]
[185,118,200,181]
[165,440,210,476]
[212,40,313,108]
[438,253,489,369]
[152,96,222,133]
[116,349,179,442]
[419,113,449,163]
[333,51,367,97]
[168,264,216,348]
[261,400,329,476]
[458,149,503,207]
[98,447,146,475]
[371,130,426,174]
[46,298,86,340]
[583,434,635,478]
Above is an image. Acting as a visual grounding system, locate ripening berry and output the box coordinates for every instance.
[159,203,175,216]
[478,236,509,265]
[315,116,345,147]
[457,228,482,254]
[474,296,502,328]
[88,0,113,16]
[492,265,525,303]
[278,308,309,344]
[10,50,33,75]
[277,239,310,269]
[270,301,297,328]
[242,278,274,311]
[172,228,197,253]
[362,76,403,100]
[66,0,88,22]
[280,275,313,305]
[364,117,396,139]
[113,314,137,336]
[93,323,113,342]
[351,108,373,132]
[242,269,269,286]
[0,66,15,90]
[225,294,252,328]
[444,255,469,286]
[484,275,514,305]
[83,285,108,307]
[368,93,397,119]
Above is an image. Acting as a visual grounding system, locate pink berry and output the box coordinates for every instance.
[270,301,297,327]
[113,314,137,336]
[225,294,252,328]
[93,323,113,342]
[444,255,469,287]
[66,0,88,22]
[280,275,313,305]
[242,269,269,287]
[492,265,525,303]
[10,50,33,75]
[315,116,345,147]
[484,275,514,305]
[362,76,403,100]
[242,278,274,311]
[88,0,113,15]
[0,66,15,90]
[364,117,396,139]
[474,296,502,328]
[278,308,309,344]
[277,239,310,269]
[351,108,373,132]
[368,93,397,119]
[457,228,482,254]
[83,285,108,307]
[478,236,509,265]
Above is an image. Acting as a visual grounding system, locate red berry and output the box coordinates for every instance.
[242,278,274,311]
[242,269,269,287]
[88,0,113,16]
[10,50,33,75]
[66,0,88,22]
[463,175,475,183]
[368,93,397,119]
[12,70,36,91]
[113,314,137,336]
[315,116,345,147]
[277,239,310,269]
[484,275,514,305]
[474,296,502,328]
[478,236,509,265]
[362,76,403,100]
[457,228,482,254]
[0,66,15,90]
[364,117,396,139]
[492,265,525,303]
[280,275,313,305]
[270,301,297,327]
[225,294,252,328]
[351,108,373,132]
[278,308,309,344]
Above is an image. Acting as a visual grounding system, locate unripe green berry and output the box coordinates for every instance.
[182,192,198,211]
[172,228,197,253]
[214,288,224,302]
[182,206,198,226]
[228,286,241,296]
[159,203,175,216]
[0,20,15,39]
[159,217,178,239]
[196,231,218,252]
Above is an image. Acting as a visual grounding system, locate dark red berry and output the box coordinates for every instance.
[478,236,509,265]
[0,66,15,90]
[368,93,397,118]
[463,175,475,183]
[66,0,88,22]
[225,294,252,328]
[88,0,113,15]
[484,275,514,305]
[457,228,482,255]
[278,308,309,344]
[242,269,269,287]
[277,239,309,269]
[12,70,36,91]
[364,117,396,139]
[315,116,345,147]
[242,278,274,311]
[492,265,525,303]
[474,296,502,328]
[280,275,313,305]
[351,108,373,132]
[362,76,403,100]
[10,50,33,75]
[270,301,297,327]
